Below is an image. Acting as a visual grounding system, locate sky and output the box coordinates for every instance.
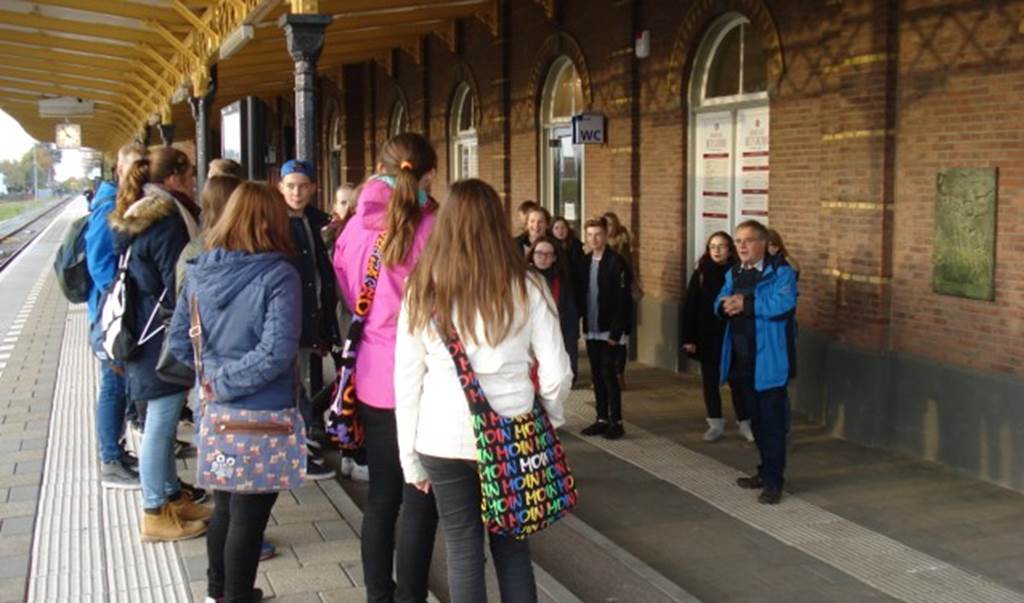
[0,109,88,181]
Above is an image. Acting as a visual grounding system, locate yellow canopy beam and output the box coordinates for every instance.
[0,67,121,98]
[1,57,125,84]
[0,44,133,73]
[0,10,167,46]
[28,0,185,25]
[0,29,137,60]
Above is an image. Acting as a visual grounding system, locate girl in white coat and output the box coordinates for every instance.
[394,179,572,603]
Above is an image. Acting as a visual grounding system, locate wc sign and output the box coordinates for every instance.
[571,113,605,145]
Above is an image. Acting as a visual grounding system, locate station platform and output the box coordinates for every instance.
[1,200,1022,602]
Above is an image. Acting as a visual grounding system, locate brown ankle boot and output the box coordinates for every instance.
[140,504,207,542]
[169,495,213,522]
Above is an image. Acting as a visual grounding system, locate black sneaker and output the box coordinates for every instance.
[180,481,209,504]
[603,423,625,440]
[304,456,336,481]
[758,485,782,505]
[121,451,139,469]
[736,474,764,490]
[581,421,609,436]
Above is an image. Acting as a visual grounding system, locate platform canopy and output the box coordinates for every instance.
[0,0,498,154]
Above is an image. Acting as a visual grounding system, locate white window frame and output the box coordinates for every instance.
[687,13,771,267]
[540,56,585,225]
[450,82,478,181]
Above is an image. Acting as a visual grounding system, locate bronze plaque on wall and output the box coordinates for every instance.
[933,167,998,300]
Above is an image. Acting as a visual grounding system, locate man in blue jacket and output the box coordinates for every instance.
[85,142,145,489]
[716,220,798,505]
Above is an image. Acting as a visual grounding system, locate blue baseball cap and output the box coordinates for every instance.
[280,159,316,182]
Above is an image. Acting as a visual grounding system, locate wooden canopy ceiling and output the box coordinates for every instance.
[0,0,500,155]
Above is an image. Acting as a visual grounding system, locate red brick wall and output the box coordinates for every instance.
[329,0,1024,378]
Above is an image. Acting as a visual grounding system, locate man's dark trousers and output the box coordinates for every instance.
[586,339,622,424]
[730,376,789,488]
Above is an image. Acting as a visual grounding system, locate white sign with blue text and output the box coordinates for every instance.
[571,113,605,145]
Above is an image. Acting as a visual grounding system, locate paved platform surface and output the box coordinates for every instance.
[3,199,1023,602]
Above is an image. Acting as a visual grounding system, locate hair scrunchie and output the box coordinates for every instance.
[399,160,413,171]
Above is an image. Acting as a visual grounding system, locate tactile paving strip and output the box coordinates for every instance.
[564,391,1024,603]
[27,303,190,602]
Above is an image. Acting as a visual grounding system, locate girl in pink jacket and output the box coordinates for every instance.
[333,133,439,603]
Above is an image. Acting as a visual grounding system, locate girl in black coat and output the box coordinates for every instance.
[529,236,580,382]
[681,231,752,443]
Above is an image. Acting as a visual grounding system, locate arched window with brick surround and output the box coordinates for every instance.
[540,55,585,233]
[449,82,478,181]
[388,99,407,138]
[688,13,770,264]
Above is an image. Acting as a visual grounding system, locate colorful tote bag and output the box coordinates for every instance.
[326,231,386,450]
[189,295,307,493]
[443,327,578,539]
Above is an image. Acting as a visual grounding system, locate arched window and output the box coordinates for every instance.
[450,82,478,181]
[388,100,407,138]
[689,14,770,264]
[328,111,343,202]
[540,56,585,232]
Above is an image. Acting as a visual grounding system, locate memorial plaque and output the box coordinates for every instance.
[933,167,997,300]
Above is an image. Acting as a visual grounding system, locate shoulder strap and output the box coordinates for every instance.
[440,325,491,415]
[188,294,214,405]
[353,232,386,319]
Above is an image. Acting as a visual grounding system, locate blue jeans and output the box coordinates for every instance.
[421,454,537,603]
[140,391,186,509]
[96,361,128,463]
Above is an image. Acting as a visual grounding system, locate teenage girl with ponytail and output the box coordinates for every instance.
[108,147,211,543]
[333,133,440,602]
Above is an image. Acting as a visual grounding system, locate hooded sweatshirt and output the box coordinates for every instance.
[333,177,435,410]
[168,249,302,411]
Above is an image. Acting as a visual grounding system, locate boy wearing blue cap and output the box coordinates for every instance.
[278,160,341,480]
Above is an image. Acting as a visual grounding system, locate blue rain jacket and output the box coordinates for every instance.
[716,256,798,392]
[168,248,302,411]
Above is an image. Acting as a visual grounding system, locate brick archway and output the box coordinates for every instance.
[667,0,784,103]
[527,31,593,120]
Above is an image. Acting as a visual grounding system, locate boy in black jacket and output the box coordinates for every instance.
[278,159,341,479]
[579,216,631,439]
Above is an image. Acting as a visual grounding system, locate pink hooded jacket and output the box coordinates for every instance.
[333,177,435,410]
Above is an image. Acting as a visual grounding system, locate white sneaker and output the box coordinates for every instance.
[703,418,725,442]
[738,420,755,443]
[340,457,354,478]
[350,462,369,482]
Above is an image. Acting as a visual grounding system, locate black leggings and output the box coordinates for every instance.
[359,403,439,603]
[207,490,278,603]
[702,359,748,421]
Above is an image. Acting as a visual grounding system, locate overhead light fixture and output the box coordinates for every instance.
[38,96,94,118]
[220,25,254,60]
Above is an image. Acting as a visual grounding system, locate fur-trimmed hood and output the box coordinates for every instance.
[109,184,199,239]
[108,184,179,236]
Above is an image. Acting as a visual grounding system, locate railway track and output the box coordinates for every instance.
[0,197,73,273]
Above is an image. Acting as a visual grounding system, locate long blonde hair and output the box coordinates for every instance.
[378,132,437,266]
[206,182,295,256]
[404,179,530,346]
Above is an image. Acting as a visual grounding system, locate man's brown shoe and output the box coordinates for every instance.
[736,474,764,489]
[169,495,213,522]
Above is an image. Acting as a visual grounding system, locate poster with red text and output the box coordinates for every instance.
[737,107,770,225]
[695,111,733,260]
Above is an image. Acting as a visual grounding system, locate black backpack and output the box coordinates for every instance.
[53,214,92,303]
